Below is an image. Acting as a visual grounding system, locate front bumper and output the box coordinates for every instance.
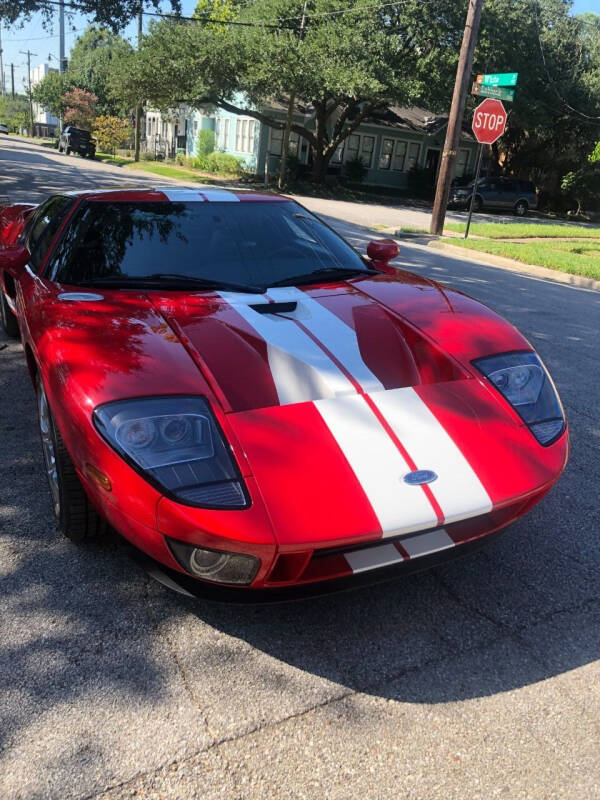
[133,527,508,603]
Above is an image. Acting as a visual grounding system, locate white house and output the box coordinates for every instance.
[30,63,60,136]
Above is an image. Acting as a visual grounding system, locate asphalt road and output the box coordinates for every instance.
[1,136,599,800]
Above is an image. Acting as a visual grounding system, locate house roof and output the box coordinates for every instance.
[262,97,475,141]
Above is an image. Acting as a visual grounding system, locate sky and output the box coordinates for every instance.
[0,0,597,96]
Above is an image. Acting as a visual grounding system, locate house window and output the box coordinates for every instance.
[269,128,300,158]
[342,133,376,168]
[223,118,230,149]
[455,148,469,178]
[406,142,420,171]
[270,127,283,156]
[380,139,421,172]
[235,118,255,153]
[378,138,394,169]
[360,135,375,168]
[345,134,360,162]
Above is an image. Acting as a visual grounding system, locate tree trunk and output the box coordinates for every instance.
[311,149,328,183]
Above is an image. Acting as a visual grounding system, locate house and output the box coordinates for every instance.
[30,63,60,137]
[194,99,478,188]
[141,107,188,158]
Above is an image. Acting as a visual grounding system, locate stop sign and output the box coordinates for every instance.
[472,98,507,144]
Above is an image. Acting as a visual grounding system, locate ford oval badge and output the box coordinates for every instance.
[403,469,438,485]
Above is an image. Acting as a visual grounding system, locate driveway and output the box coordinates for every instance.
[1,136,599,799]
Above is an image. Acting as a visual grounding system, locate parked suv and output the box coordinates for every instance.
[450,177,538,216]
[58,126,96,159]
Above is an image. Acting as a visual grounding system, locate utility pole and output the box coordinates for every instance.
[0,22,5,97]
[59,0,67,72]
[134,3,143,162]
[20,50,38,137]
[430,0,484,235]
[11,63,15,99]
[278,1,308,189]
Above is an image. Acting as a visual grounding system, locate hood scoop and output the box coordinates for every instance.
[249,301,297,315]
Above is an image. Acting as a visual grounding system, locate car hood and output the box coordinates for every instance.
[149,270,529,414]
[149,272,566,547]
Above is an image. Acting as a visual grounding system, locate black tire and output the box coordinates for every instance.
[514,199,528,217]
[37,377,105,541]
[65,146,71,155]
[472,195,483,212]
[58,145,63,153]
[0,289,19,337]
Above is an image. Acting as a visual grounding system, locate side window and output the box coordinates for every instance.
[26,196,75,273]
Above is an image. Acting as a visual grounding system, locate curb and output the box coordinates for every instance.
[428,240,600,292]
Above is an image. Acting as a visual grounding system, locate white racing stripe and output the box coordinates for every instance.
[266,287,384,394]
[345,543,404,574]
[219,292,356,403]
[314,393,439,536]
[199,189,240,202]
[400,528,454,558]
[160,188,207,202]
[369,388,492,525]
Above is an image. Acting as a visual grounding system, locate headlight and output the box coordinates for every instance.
[166,538,260,585]
[93,396,248,508]
[474,352,565,445]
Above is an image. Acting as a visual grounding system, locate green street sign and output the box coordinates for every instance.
[477,72,518,87]
[472,82,515,102]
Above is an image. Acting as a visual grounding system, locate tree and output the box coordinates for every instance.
[68,26,134,115]
[0,1,181,31]
[63,87,98,129]
[93,114,132,152]
[32,71,71,120]
[0,95,30,133]
[111,0,466,182]
[561,141,600,215]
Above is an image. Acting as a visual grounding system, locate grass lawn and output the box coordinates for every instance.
[95,152,133,166]
[444,221,600,239]
[123,161,237,185]
[445,238,600,281]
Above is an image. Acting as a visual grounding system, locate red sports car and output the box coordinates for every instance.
[0,188,568,600]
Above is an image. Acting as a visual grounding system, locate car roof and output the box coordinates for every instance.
[63,187,290,203]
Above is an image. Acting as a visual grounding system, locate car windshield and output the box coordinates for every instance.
[47,199,369,290]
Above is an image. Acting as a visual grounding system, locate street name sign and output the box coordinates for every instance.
[471,82,515,102]
[472,98,507,145]
[476,72,518,87]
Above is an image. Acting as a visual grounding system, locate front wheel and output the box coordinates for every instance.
[0,289,19,337]
[65,146,71,155]
[472,195,483,212]
[514,200,528,217]
[37,378,105,541]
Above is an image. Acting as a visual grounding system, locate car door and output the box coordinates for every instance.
[498,179,518,209]
[480,178,502,208]
[9,196,77,331]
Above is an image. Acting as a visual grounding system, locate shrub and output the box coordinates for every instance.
[93,115,131,154]
[205,151,244,175]
[344,156,367,184]
[175,153,185,165]
[140,151,156,161]
[196,129,215,157]
[406,166,432,197]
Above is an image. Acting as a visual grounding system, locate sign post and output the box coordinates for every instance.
[465,98,508,239]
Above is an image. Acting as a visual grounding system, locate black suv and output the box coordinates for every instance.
[450,177,538,216]
[58,126,96,159]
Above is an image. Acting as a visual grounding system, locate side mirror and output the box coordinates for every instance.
[367,239,399,272]
[0,244,30,276]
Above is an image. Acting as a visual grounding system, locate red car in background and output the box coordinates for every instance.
[0,188,568,600]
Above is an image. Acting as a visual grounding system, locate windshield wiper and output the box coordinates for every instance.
[80,273,265,294]
[268,266,377,288]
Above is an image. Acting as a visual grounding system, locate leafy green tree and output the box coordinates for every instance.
[0,95,30,133]
[111,0,466,182]
[68,26,134,115]
[32,71,71,119]
[0,1,181,30]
